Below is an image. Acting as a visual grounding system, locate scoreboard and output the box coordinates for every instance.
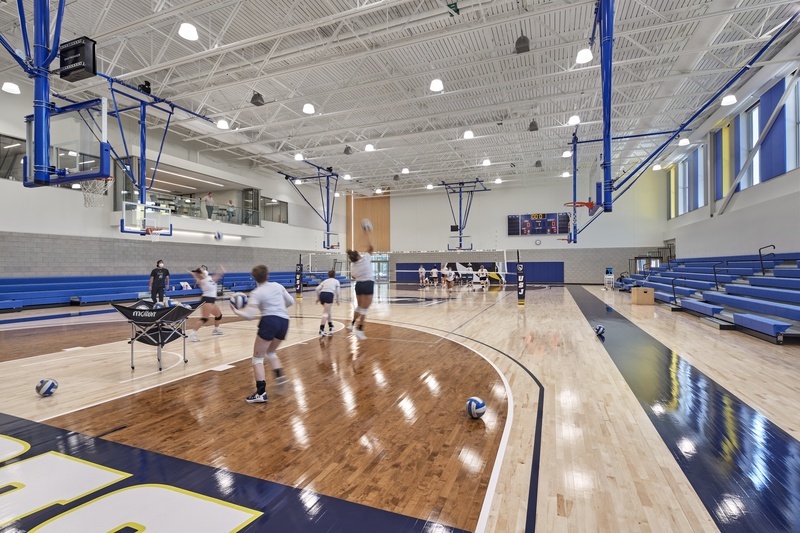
[507,213,570,236]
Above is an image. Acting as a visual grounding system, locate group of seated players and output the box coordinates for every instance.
[417,264,493,291]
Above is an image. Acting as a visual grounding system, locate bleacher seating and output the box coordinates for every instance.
[634,252,800,344]
[733,314,792,337]
[0,270,341,311]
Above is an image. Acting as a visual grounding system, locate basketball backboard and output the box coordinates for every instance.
[121,201,172,236]
[23,98,110,186]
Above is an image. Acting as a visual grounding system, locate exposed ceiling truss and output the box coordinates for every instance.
[0,0,798,195]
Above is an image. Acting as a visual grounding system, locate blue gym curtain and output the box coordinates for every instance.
[759,79,787,182]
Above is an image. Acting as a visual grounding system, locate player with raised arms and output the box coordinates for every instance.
[315,269,341,336]
[230,264,294,403]
[346,220,375,340]
[188,265,225,341]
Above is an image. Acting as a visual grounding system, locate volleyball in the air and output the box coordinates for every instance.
[214,231,223,241]
[595,325,605,336]
[36,378,58,397]
[466,397,486,419]
[230,292,248,310]
[361,218,373,232]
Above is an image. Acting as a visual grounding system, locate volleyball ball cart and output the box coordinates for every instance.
[112,301,194,371]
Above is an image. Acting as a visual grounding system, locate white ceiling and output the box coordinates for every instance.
[0,0,798,196]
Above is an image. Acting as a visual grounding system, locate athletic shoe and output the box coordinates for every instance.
[328,327,334,334]
[212,328,224,336]
[346,324,354,332]
[276,375,289,385]
[354,329,367,340]
[319,330,328,337]
[245,392,268,403]
[188,331,199,342]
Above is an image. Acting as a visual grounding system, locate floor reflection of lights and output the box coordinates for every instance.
[676,437,697,459]
[397,395,417,422]
[715,494,746,524]
[458,446,484,474]
[565,470,595,492]
[559,423,583,442]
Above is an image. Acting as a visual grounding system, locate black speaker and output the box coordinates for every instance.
[450,224,459,232]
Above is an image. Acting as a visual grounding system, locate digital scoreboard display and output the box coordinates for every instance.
[507,213,570,236]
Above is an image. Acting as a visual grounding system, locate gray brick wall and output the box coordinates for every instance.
[0,232,311,277]
[391,247,655,284]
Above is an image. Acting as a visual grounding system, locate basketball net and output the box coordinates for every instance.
[146,227,163,242]
[81,178,114,208]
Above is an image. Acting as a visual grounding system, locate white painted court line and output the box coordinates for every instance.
[37,332,322,423]
[119,352,186,382]
[62,346,85,351]
[211,364,235,371]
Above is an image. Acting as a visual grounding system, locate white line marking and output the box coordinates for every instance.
[211,364,235,371]
[62,346,85,351]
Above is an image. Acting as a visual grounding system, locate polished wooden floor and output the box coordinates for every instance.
[2,284,799,531]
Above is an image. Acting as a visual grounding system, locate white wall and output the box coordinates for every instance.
[390,169,667,251]
[0,83,346,251]
[665,169,800,257]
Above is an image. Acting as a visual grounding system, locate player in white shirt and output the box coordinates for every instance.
[231,265,295,404]
[315,270,341,336]
[418,265,426,287]
[444,265,455,293]
[430,266,439,286]
[346,225,375,340]
[477,265,489,290]
[188,265,225,341]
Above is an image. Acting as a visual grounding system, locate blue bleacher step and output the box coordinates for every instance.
[654,291,675,303]
[680,299,724,316]
[733,313,792,336]
[725,284,800,305]
[750,277,800,290]
[702,291,800,321]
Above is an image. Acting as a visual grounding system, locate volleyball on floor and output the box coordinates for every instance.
[361,218,373,231]
[36,378,58,397]
[466,397,486,419]
[230,292,248,309]
[214,231,223,241]
[595,325,605,336]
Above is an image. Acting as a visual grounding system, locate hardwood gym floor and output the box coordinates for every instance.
[1,284,799,531]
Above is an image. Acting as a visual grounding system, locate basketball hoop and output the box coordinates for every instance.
[145,227,163,242]
[81,177,114,208]
[563,201,595,210]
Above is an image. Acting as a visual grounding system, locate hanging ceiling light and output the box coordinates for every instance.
[482,158,491,166]
[294,153,303,161]
[463,130,474,139]
[515,35,530,54]
[652,164,662,171]
[302,103,315,114]
[561,171,570,178]
[568,115,581,126]
[178,22,199,41]
[721,94,737,106]
[216,119,229,130]
[562,150,573,158]
[429,78,444,92]
[528,120,539,132]
[343,174,351,180]
[334,192,341,197]
[375,188,383,194]
[426,184,433,190]
[1,82,20,94]
[534,160,542,168]
[678,138,690,147]
[365,144,375,151]
[294,179,303,185]
[576,47,593,64]
[401,168,409,174]
[250,91,265,106]
[494,178,503,184]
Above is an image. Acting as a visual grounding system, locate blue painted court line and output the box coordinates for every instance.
[569,286,800,532]
[0,308,118,326]
[0,412,468,532]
